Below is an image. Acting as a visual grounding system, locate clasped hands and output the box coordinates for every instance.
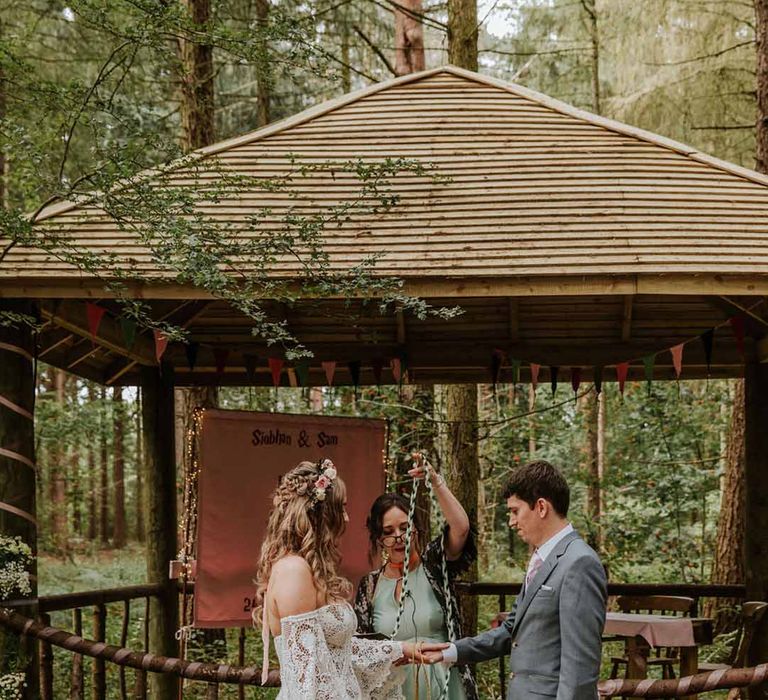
[398,641,450,666]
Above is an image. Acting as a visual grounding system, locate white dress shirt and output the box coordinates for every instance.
[442,522,573,664]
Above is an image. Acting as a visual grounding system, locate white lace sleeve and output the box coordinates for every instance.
[279,611,347,699]
[351,637,406,700]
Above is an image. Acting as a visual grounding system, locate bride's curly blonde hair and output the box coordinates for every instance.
[255,461,351,622]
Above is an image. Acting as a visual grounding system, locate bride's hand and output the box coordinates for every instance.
[398,641,440,665]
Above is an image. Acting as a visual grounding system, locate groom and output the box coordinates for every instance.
[423,460,607,699]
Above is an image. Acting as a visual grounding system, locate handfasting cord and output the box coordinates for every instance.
[390,475,420,639]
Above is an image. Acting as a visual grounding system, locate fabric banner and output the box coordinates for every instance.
[195,409,387,628]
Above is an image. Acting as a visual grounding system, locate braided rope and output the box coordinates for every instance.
[598,663,768,697]
[422,466,457,700]
[390,475,420,639]
[0,608,280,687]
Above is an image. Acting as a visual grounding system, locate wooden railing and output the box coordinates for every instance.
[1,581,749,699]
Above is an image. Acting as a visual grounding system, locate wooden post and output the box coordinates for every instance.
[744,359,768,699]
[0,300,39,698]
[140,364,178,700]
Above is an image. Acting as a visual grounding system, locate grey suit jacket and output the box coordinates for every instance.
[454,531,607,700]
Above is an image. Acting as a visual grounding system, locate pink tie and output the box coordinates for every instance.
[525,552,543,589]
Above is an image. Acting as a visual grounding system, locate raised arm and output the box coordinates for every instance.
[410,453,470,560]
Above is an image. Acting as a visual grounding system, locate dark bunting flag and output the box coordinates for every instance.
[243,354,258,382]
[593,366,603,395]
[570,367,581,396]
[295,360,310,386]
[549,366,559,398]
[510,358,521,384]
[491,349,504,388]
[119,317,137,350]
[348,360,362,393]
[642,354,655,396]
[185,342,200,371]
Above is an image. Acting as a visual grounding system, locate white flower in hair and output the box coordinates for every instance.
[324,466,337,480]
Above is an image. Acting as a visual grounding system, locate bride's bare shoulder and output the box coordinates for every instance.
[270,555,317,615]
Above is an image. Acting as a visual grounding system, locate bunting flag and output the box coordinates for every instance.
[491,349,504,387]
[86,303,106,343]
[243,354,258,382]
[530,363,540,392]
[730,315,746,359]
[549,366,559,398]
[593,366,603,395]
[642,354,655,396]
[510,358,521,384]
[153,330,168,364]
[287,368,298,387]
[213,348,229,376]
[700,329,714,375]
[295,360,310,387]
[348,360,362,390]
[571,367,581,395]
[119,317,137,350]
[268,358,284,387]
[371,358,385,386]
[616,362,629,395]
[322,360,336,386]
[670,343,684,379]
[391,357,402,383]
[185,342,200,371]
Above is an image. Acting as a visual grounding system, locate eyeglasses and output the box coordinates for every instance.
[380,531,418,547]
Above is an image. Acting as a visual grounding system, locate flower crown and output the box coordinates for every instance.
[309,458,338,505]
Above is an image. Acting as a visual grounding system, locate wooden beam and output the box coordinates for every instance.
[719,295,768,329]
[40,300,156,366]
[38,329,74,359]
[621,295,633,342]
[9,273,768,299]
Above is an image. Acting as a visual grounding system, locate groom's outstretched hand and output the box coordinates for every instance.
[417,642,451,664]
[398,641,450,666]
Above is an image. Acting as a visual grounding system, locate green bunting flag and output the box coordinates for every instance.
[642,354,655,396]
[119,317,137,350]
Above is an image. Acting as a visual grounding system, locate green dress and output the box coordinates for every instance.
[372,564,467,700]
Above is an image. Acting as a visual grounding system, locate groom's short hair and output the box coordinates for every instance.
[503,460,570,517]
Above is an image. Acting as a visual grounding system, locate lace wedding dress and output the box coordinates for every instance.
[272,602,406,699]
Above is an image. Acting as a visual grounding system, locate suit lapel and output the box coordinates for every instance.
[511,531,579,635]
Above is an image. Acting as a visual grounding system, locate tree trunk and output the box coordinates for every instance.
[0,301,39,695]
[580,391,602,552]
[136,387,146,543]
[52,370,68,551]
[87,384,98,541]
[442,384,479,636]
[394,0,425,76]
[756,0,768,173]
[447,0,478,71]
[255,0,271,127]
[582,0,601,114]
[179,0,215,150]
[705,380,745,634]
[141,365,179,700]
[112,386,127,548]
[99,386,110,545]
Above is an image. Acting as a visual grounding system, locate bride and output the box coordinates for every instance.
[255,459,429,699]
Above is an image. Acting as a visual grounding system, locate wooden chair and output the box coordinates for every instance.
[609,595,696,680]
[697,602,768,700]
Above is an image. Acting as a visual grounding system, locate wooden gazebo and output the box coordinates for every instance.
[3,65,768,690]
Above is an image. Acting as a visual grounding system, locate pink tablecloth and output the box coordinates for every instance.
[604,612,695,647]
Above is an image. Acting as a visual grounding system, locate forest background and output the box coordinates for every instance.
[1,0,763,697]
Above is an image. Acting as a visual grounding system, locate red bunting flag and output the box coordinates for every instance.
[391,357,402,383]
[86,302,106,343]
[571,367,581,394]
[729,315,745,358]
[322,361,336,386]
[615,362,629,395]
[213,348,229,376]
[268,358,284,387]
[670,343,684,379]
[153,330,168,364]
[530,363,540,392]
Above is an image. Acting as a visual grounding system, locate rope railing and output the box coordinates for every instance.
[0,608,280,688]
[598,664,768,697]
[4,606,768,696]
